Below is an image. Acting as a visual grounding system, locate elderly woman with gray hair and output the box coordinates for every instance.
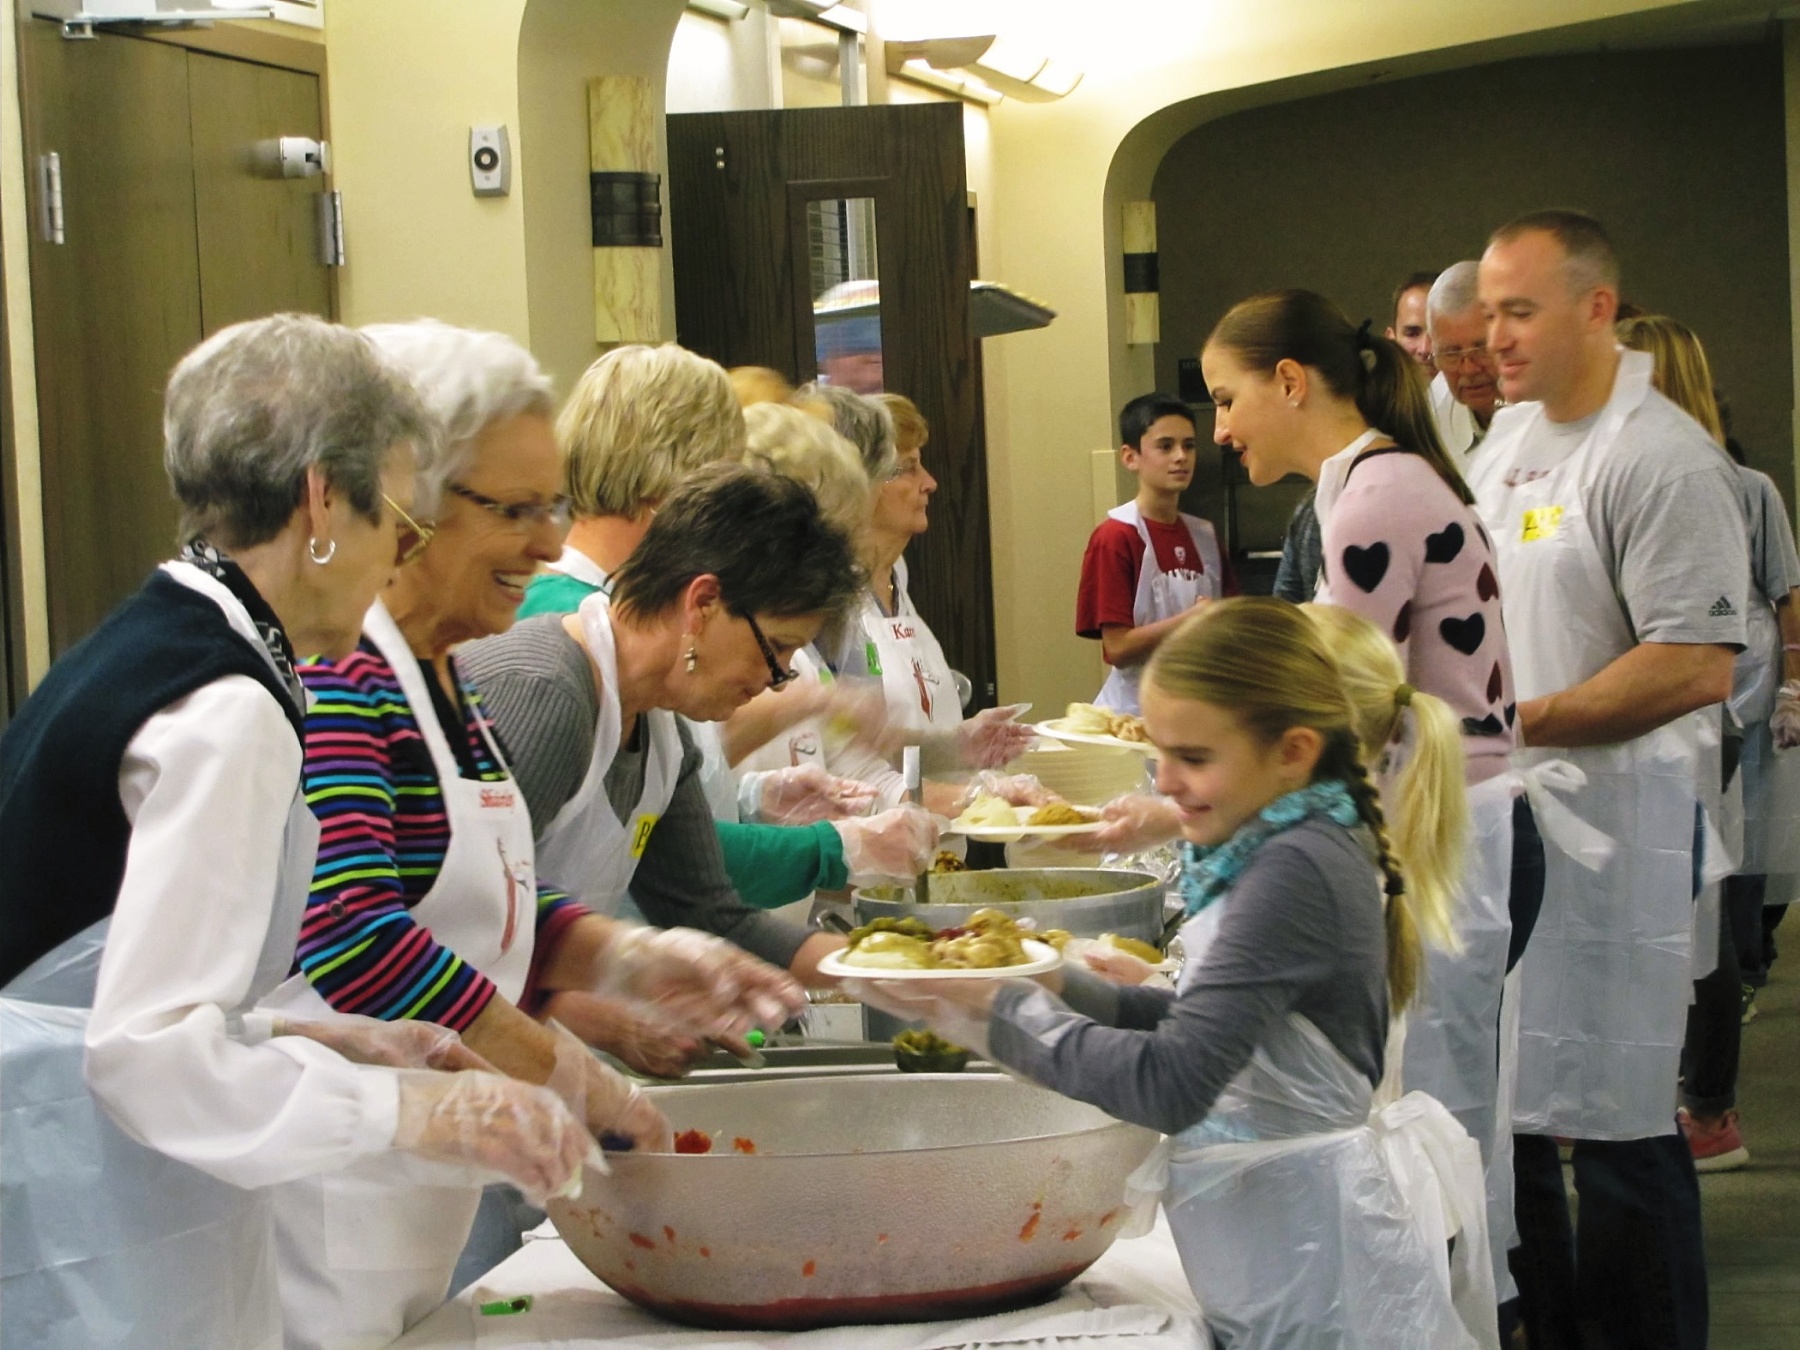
[263,321,802,1348]
[0,315,595,1350]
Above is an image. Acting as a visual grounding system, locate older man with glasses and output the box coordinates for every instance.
[1427,261,1503,472]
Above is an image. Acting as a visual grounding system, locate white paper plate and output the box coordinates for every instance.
[1034,718,1158,756]
[1065,936,1177,973]
[820,938,1062,981]
[947,803,1106,841]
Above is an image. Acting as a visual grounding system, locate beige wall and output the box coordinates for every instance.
[976,0,1759,714]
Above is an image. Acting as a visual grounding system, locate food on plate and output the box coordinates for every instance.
[954,792,1019,829]
[841,931,938,970]
[1025,802,1096,827]
[1109,713,1150,744]
[893,1029,971,1073]
[931,850,967,873]
[1038,929,1073,952]
[840,908,1037,971]
[1063,702,1115,735]
[673,1129,715,1155]
[1060,702,1151,744]
[1097,933,1163,963]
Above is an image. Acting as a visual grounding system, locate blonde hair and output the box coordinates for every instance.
[874,392,929,453]
[1145,597,1429,1009]
[557,344,746,518]
[1301,604,1465,957]
[729,365,796,409]
[1615,314,1725,445]
[740,402,870,538]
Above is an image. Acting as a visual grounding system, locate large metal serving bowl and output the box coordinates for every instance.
[546,1074,1158,1331]
[852,867,1164,945]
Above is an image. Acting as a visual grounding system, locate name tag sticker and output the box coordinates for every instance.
[1520,505,1564,542]
[630,814,659,859]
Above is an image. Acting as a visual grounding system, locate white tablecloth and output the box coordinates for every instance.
[387,1214,1207,1350]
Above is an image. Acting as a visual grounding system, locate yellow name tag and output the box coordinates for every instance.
[630,814,660,858]
[1520,505,1564,542]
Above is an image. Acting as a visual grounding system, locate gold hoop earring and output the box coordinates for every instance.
[308,536,337,565]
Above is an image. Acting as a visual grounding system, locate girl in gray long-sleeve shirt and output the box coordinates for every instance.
[847,598,1486,1350]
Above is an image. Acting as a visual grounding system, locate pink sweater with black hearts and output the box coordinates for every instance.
[1319,448,1516,785]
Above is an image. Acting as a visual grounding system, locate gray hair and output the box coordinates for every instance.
[1426,261,1482,329]
[361,320,555,517]
[741,402,870,538]
[164,313,435,550]
[558,343,744,518]
[797,383,897,483]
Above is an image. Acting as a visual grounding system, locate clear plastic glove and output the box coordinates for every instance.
[838,976,1008,1061]
[273,1014,493,1073]
[1773,681,1800,749]
[1082,946,1157,986]
[544,1019,672,1153]
[394,1069,598,1206]
[958,771,1059,810]
[818,677,907,757]
[955,704,1037,769]
[746,763,881,825]
[833,806,944,884]
[537,991,708,1080]
[1079,791,1183,853]
[592,926,806,1038]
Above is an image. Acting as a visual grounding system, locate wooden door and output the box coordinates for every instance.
[667,104,998,707]
[22,24,204,653]
[20,23,331,654]
[189,52,331,332]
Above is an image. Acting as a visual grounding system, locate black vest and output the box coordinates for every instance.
[0,571,304,987]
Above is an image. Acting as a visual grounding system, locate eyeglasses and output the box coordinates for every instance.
[447,482,573,532]
[743,612,799,689]
[383,493,437,565]
[1432,343,1492,371]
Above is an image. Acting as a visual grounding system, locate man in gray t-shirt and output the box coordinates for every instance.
[1471,210,1742,1350]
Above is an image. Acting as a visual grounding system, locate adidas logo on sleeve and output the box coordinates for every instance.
[1709,597,1738,617]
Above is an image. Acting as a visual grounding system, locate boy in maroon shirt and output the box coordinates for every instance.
[1075,393,1235,712]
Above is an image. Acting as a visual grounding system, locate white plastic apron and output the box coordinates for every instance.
[1094,501,1222,714]
[1731,588,1800,881]
[1474,350,1700,1139]
[1400,773,1514,1297]
[1308,429,1385,605]
[736,644,832,775]
[533,591,682,923]
[1122,903,1496,1350]
[1,692,317,1350]
[543,543,610,592]
[266,599,540,1350]
[857,562,963,734]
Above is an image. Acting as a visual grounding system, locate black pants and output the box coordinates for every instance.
[1681,892,1743,1116]
[1511,1132,1708,1350]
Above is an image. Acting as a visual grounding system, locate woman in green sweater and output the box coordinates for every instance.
[515,346,935,909]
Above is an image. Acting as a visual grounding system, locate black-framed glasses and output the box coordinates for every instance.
[383,493,437,565]
[447,482,573,531]
[743,612,799,689]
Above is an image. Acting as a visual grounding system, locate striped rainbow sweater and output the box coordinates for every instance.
[294,641,587,1030]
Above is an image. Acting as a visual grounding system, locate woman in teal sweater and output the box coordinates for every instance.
[517,350,935,909]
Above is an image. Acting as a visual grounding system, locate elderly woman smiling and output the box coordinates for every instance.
[0,316,593,1349]
[262,322,801,1349]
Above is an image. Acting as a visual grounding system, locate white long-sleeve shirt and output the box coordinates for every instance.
[82,570,399,1189]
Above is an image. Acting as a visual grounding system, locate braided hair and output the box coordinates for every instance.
[1145,597,1430,1012]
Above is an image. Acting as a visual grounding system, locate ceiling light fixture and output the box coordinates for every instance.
[884,34,1082,103]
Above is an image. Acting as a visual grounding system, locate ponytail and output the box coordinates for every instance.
[1301,603,1468,1005]
[1208,289,1473,506]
